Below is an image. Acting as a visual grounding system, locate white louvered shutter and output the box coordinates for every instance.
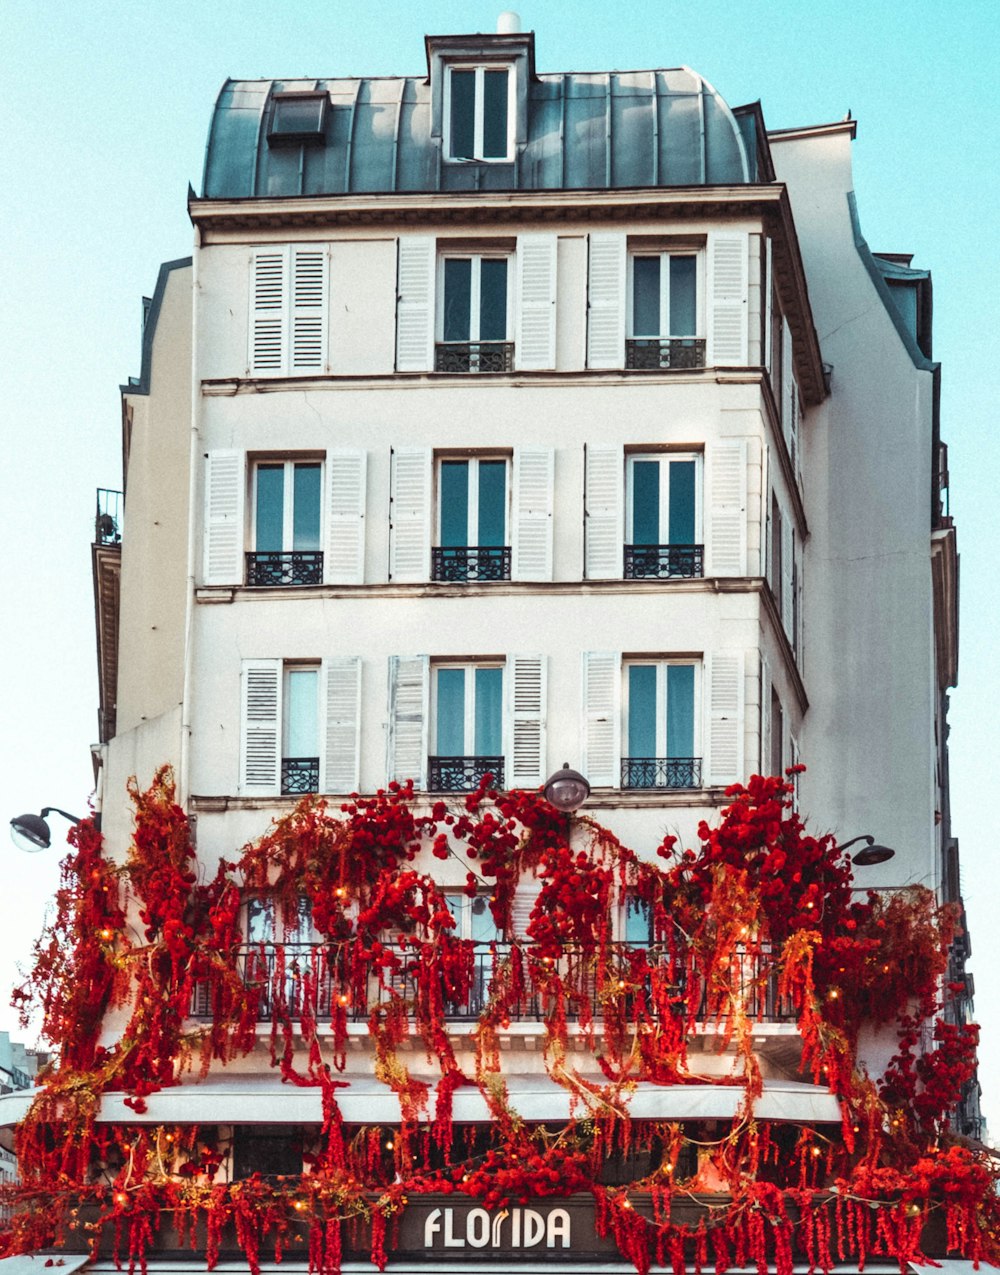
[781,517,794,638]
[203,450,245,585]
[582,652,621,788]
[510,883,542,941]
[322,657,361,794]
[706,231,749,367]
[506,655,546,789]
[584,444,624,579]
[396,237,435,372]
[389,448,431,582]
[763,238,773,370]
[387,655,429,788]
[290,247,328,373]
[759,656,771,777]
[705,441,747,577]
[515,234,557,370]
[511,447,554,581]
[781,322,794,447]
[240,659,282,796]
[324,450,366,584]
[705,652,744,786]
[249,250,287,374]
[587,233,626,369]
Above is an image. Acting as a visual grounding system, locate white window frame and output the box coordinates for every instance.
[431,661,505,757]
[626,250,705,340]
[624,451,703,546]
[251,458,323,554]
[621,658,702,761]
[436,252,514,343]
[281,662,321,781]
[443,64,515,163]
[435,454,511,550]
[446,891,501,942]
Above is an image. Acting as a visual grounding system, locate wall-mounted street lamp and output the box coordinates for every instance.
[542,764,591,813]
[9,807,83,854]
[839,834,896,867]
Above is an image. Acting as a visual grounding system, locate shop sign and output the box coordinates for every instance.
[423,1204,571,1251]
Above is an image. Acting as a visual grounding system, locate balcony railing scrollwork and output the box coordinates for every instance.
[624,544,704,579]
[246,551,324,587]
[622,757,702,790]
[625,338,706,370]
[281,756,320,795]
[432,546,511,583]
[190,941,795,1024]
[434,341,514,373]
[428,756,504,792]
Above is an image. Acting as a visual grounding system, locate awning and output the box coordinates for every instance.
[0,1076,841,1127]
[0,1256,89,1275]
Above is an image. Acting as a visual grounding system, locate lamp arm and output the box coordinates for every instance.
[40,807,82,825]
[837,834,874,855]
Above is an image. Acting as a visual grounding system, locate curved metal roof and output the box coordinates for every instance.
[202,67,755,200]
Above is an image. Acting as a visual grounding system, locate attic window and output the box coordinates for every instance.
[267,92,328,146]
[446,66,512,161]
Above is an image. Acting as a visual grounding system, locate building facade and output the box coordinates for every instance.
[1,17,980,1275]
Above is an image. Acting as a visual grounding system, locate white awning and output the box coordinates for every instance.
[0,1076,841,1127]
[0,1256,89,1275]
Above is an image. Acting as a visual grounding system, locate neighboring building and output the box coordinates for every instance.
[2,15,978,1273]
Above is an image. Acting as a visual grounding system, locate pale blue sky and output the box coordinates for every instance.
[3,0,998,1120]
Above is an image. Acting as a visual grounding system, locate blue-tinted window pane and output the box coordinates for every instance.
[440,461,469,547]
[292,463,321,551]
[631,461,660,544]
[443,258,472,341]
[246,896,276,944]
[666,664,695,758]
[471,893,501,942]
[482,69,509,159]
[474,667,503,756]
[479,258,508,341]
[286,668,318,757]
[625,896,651,944]
[668,460,696,544]
[632,256,661,336]
[628,665,657,758]
[450,70,476,159]
[256,465,284,552]
[669,257,697,336]
[436,668,466,754]
[478,461,506,546]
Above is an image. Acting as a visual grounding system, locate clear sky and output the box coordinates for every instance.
[3,0,998,1119]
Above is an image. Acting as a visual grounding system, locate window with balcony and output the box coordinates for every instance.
[248,461,322,587]
[625,453,702,579]
[281,665,320,795]
[627,252,704,369]
[434,457,510,582]
[445,66,512,161]
[622,661,700,790]
[430,663,504,791]
[436,253,512,373]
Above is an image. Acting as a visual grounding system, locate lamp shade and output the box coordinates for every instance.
[543,764,591,812]
[9,813,51,853]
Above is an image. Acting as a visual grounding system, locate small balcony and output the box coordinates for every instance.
[245,551,323,587]
[190,941,795,1025]
[622,757,702,790]
[431,546,511,582]
[281,756,319,795]
[624,544,704,579]
[95,489,123,545]
[434,341,514,373]
[428,756,504,792]
[625,337,706,370]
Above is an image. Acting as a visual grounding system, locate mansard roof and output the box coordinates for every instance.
[202,34,760,199]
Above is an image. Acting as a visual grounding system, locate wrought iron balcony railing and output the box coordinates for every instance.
[624,544,704,579]
[95,489,123,545]
[190,941,795,1025]
[428,756,504,792]
[434,341,514,373]
[622,758,702,790]
[431,546,512,582]
[281,756,320,795]
[625,338,706,370]
[246,551,324,587]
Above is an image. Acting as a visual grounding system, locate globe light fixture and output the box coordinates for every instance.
[9,807,82,854]
[542,764,591,813]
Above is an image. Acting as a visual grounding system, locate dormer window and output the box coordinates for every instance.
[267,92,328,146]
[446,66,512,161]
